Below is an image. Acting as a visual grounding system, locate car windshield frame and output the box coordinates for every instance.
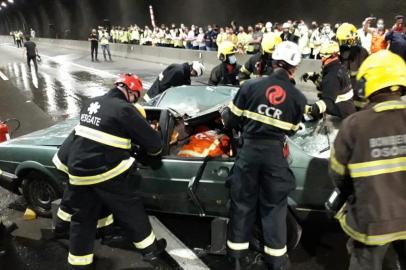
[145,85,238,117]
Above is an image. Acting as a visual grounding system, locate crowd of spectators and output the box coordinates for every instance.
[94,16,405,60]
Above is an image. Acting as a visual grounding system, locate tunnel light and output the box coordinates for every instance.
[7,0,13,3]
[1,2,6,7]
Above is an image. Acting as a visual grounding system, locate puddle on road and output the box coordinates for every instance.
[2,63,111,121]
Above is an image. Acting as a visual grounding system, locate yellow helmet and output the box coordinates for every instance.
[319,40,340,57]
[336,23,358,45]
[134,103,147,118]
[217,41,236,61]
[356,50,406,99]
[261,33,282,54]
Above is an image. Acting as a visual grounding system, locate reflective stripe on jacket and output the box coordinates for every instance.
[330,98,406,245]
[53,88,162,185]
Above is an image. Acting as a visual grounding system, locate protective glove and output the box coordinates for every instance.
[301,72,322,88]
[304,103,323,121]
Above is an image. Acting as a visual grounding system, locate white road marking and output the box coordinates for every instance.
[149,216,210,270]
[0,70,9,80]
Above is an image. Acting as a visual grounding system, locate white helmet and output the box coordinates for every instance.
[272,41,302,66]
[282,22,291,29]
[265,22,273,30]
[192,61,205,77]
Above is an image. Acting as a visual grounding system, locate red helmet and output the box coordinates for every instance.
[115,74,143,94]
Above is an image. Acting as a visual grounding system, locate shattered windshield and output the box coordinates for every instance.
[289,118,340,159]
[147,85,238,116]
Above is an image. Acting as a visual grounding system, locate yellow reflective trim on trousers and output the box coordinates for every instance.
[69,157,135,186]
[373,101,406,112]
[264,245,287,256]
[68,253,94,266]
[315,100,327,113]
[75,125,131,150]
[227,240,249,250]
[348,157,406,178]
[229,102,299,131]
[97,214,114,228]
[58,208,113,228]
[335,89,354,103]
[57,208,71,222]
[337,213,406,245]
[133,231,156,249]
[52,153,69,174]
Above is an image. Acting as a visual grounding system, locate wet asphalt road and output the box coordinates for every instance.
[0,38,401,270]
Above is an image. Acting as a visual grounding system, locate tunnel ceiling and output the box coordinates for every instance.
[0,0,405,39]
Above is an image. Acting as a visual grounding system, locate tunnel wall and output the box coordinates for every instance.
[0,0,405,39]
[0,34,321,78]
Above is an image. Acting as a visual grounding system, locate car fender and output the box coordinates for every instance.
[15,161,60,187]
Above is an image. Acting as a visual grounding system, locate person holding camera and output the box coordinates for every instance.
[330,50,406,270]
[385,15,406,60]
[361,17,388,53]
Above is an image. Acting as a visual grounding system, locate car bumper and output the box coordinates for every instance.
[0,169,21,195]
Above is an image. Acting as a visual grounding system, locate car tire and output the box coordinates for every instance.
[250,208,302,252]
[22,171,61,218]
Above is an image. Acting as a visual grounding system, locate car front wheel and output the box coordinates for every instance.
[22,171,61,217]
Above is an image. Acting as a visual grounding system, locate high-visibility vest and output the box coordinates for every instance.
[178,130,230,158]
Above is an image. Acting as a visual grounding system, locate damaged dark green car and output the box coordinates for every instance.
[0,85,335,253]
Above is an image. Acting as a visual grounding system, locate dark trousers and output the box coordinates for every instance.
[90,43,98,61]
[55,187,114,238]
[16,40,22,48]
[67,168,155,269]
[27,56,38,73]
[227,140,295,270]
[348,239,406,270]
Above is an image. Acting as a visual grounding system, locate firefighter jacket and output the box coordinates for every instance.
[53,88,162,186]
[147,63,191,99]
[224,69,307,141]
[209,62,241,86]
[312,59,356,119]
[339,45,369,108]
[237,52,273,84]
[330,96,406,246]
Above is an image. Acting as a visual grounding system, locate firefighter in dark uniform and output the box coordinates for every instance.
[336,23,369,110]
[146,61,205,100]
[237,33,282,85]
[301,40,356,120]
[209,41,241,86]
[222,41,307,270]
[52,74,166,270]
[53,104,148,241]
[330,50,406,270]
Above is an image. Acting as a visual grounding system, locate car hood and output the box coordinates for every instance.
[3,118,77,146]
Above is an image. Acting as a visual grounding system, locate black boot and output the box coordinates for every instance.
[142,238,167,262]
[265,254,290,270]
